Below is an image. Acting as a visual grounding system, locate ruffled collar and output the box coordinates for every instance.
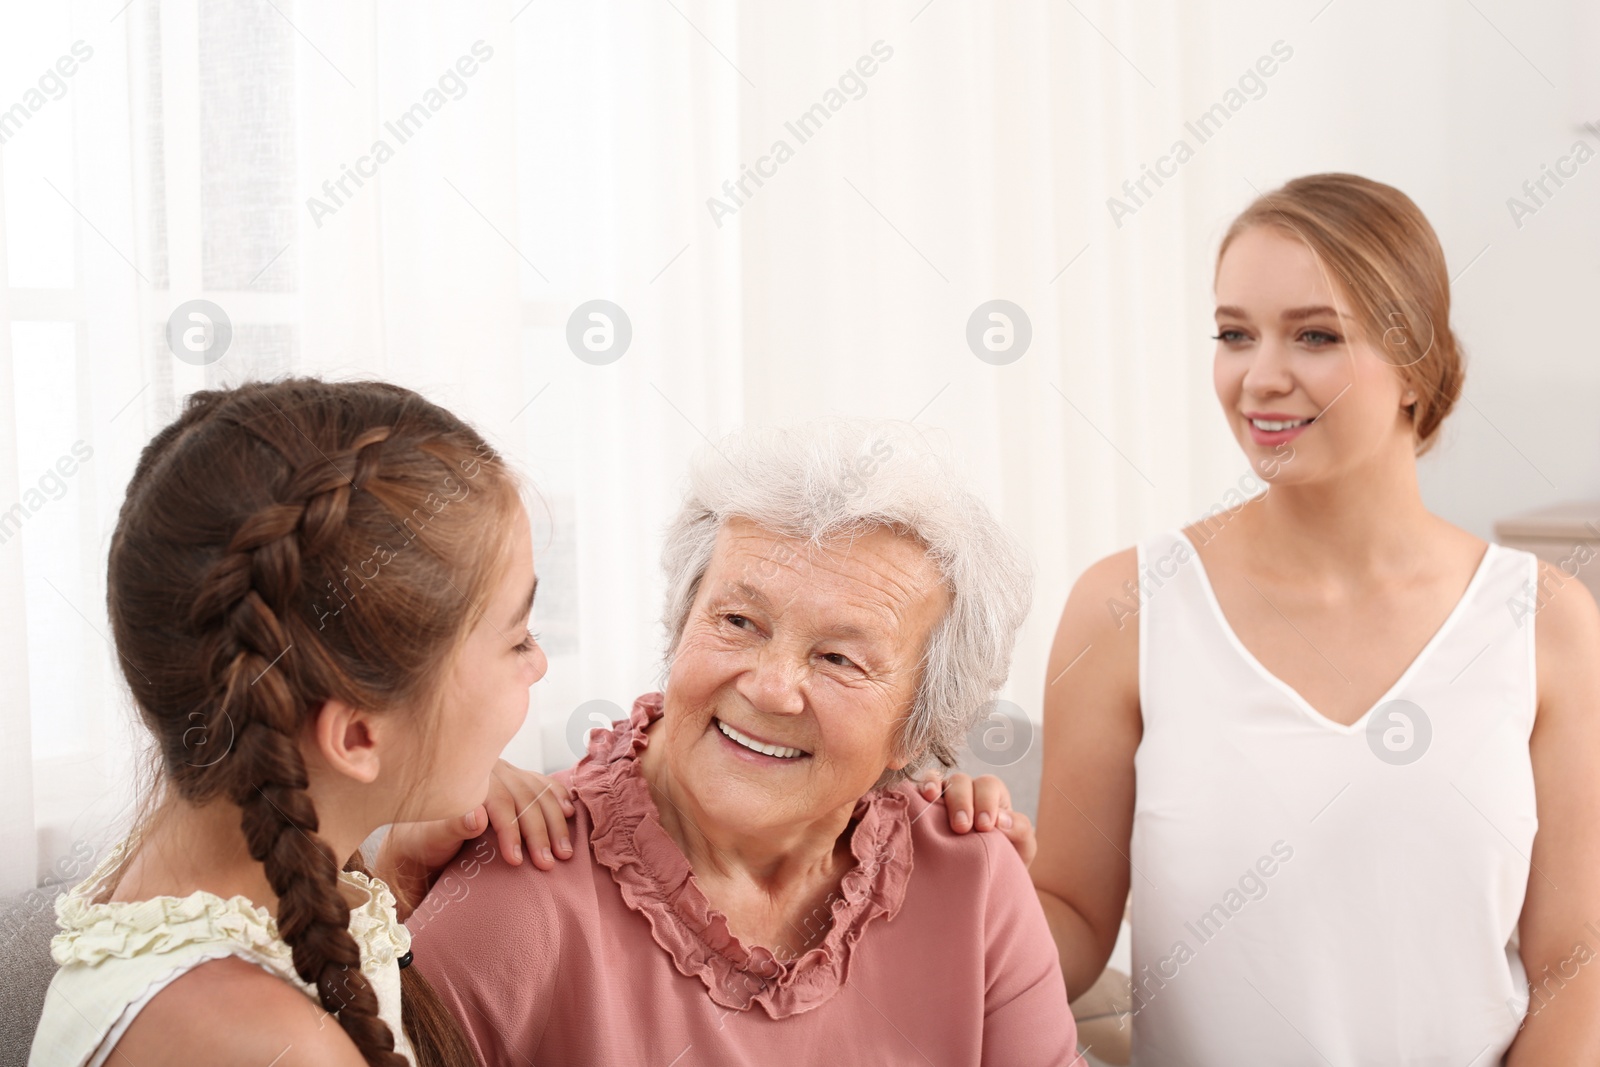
[572,692,916,1019]
[51,836,411,973]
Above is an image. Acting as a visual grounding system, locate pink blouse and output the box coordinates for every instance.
[411,693,1078,1065]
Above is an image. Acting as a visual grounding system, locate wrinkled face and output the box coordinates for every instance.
[656,518,950,835]
[1213,226,1418,484]
[414,506,546,817]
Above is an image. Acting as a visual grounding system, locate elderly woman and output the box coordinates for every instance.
[409,420,1078,1064]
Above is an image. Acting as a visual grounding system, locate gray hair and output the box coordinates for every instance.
[659,419,1032,783]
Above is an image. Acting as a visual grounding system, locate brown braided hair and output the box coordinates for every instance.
[108,378,516,1066]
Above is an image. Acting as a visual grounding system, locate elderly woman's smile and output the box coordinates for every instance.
[711,718,809,761]
[641,517,951,847]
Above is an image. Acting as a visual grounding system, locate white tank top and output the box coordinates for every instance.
[1130,528,1538,1066]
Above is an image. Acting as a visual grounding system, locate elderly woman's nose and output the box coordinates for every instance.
[739,648,807,714]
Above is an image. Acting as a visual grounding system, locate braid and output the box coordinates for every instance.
[110,379,512,1067]
[190,428,406,1067]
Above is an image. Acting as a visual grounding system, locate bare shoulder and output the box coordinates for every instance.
[1045,547,1140,714]
[1053,547,1139,644]
[110,955,367,1067]
[1531,556,1600,636]
[1530,556,1600,710]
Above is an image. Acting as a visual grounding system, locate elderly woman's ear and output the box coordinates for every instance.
[917,771,1037,869]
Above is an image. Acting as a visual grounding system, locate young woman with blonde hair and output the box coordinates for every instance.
[1034,174,1600,1063]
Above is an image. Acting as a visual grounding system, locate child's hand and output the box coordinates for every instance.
[478,759,576,869]
[379,760,576,913]
[916,771,1037,869]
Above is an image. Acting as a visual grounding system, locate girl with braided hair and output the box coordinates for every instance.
[30,378,571,1067]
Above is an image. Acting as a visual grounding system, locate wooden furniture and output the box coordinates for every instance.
[1494,500,1600,605]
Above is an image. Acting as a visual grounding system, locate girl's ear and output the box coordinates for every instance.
[310,698,383,784]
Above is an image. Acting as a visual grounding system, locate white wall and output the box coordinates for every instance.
[1174,0,1599,540]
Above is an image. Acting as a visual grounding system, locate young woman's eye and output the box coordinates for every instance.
[516,629,540,653]
[1299,329,1340,347]
[1211,328,1250,344]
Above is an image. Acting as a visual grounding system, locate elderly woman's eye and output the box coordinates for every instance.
[822,652,857,669]
[724,613,753,630]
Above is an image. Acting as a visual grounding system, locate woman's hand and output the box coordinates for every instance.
[918,771,1037,868]
[377,759,576,916]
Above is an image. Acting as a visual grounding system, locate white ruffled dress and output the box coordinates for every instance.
[28,838,415,1067]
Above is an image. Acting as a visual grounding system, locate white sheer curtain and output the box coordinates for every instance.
[0,0,746,889]
[732,1,1196,710]
[2,0,1254,890]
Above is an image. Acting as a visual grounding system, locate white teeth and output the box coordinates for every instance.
[716,719,806,759]
[1251,418,1311,432]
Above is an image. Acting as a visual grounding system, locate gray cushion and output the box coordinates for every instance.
[0,882,67,1067]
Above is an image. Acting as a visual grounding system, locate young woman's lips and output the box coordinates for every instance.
[1245,413,1314,446]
